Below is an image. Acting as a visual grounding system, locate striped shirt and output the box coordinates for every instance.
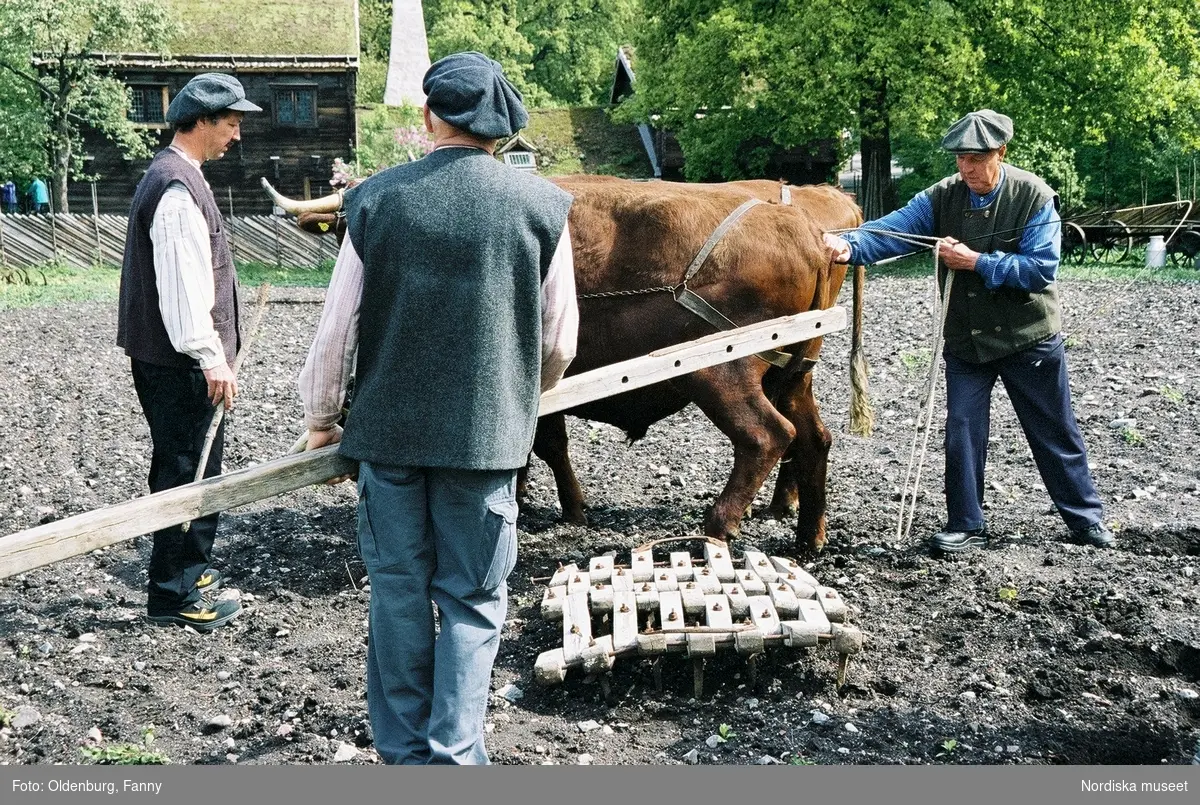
[844,167,1061,292]
[299,224,579,432]
[148,146,225,369]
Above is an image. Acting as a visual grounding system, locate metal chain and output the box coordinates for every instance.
[578,285,675,299]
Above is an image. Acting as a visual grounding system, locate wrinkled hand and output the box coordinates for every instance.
[305,425,353,485]
[203,362,238,410]
[938,237,980,271]
[823,233,851,264]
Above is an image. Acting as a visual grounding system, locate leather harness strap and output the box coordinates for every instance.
[673,198,793,368]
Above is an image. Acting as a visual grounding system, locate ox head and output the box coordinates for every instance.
[261,177,349,243]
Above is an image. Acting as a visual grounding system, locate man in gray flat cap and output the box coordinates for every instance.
[117,73,261,631]
[299,51,577,764]
[825,109,1113,555]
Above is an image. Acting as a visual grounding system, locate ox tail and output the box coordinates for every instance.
[848,261,874,436]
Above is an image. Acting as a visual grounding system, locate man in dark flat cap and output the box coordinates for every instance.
[825,109,1113,555]
[117,73,261,631]
[299,51,577,764]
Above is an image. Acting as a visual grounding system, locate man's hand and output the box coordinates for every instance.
[823,233,852,264]
[203,362,238,410]
[937,237,981,271]
[306,425,343,451]
[305,425,353,485]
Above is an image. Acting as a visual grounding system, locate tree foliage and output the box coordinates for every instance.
[0,0,179,212]
[628,0,1200,212]
[422,0,638,107]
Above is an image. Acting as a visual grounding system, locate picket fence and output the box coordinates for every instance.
[0,212,335,270]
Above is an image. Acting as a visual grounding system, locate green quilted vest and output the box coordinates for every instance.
[928,165,1060,364]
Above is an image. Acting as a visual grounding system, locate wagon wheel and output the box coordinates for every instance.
[1091,219,1133,263]
[1061,221,1088,265]
[1167,230,1200,268]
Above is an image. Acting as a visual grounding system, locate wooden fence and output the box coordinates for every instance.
[0,212,336,270]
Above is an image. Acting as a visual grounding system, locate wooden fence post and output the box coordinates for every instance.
[91,182,102,265]
[47,190,60,264]
[273,209,282,269]
[0,209,7,268]
[227,187,238,264]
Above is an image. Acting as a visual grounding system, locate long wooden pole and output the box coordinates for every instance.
[0,307,845,580]
[181,284,272,532]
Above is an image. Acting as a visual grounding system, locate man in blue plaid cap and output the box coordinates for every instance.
[118,73,261,631]
[300,51,578,764]
[825,109,1114,556]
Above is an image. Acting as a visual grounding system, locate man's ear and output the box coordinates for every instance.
[423,104,434,135]
[997,144,1007,160]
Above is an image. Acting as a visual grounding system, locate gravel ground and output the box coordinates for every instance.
[1,275,1198,766]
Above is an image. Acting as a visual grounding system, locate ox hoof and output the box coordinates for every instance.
[763,503,799,521]
[561,509,589,527]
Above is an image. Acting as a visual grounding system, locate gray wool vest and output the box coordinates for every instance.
[928,165,1060,364]
[339,147,573,470]
[117,148,240,368]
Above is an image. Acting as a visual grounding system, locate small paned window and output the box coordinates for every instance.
[503,152,536,171]
[128,85,167,124]
[274,87,317,128]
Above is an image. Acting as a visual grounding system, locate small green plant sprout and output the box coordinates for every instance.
[997,586,1018,603]
[588,426,602,444]
[717,723,737,742]
[80,724,169,765]
[1119,426,1145,446]
[1063,335,1080,349]
[936,738,959,758]
[789,754,816,765]
[0,705,13,728]
[898,348,931,376]
[1159,385,1183,404]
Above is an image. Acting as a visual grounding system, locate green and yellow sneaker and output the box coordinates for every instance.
[146,599,242,632]
[196,568,224,593]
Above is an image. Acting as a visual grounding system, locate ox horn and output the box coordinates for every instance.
[260,177,343,215]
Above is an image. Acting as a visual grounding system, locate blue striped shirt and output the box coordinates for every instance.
[843,167,1060,292]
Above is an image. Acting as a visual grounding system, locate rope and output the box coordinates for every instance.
[894,256,953,542]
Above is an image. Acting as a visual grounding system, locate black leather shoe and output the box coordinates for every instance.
[931,528,989,554]
[1070,522,1115,548]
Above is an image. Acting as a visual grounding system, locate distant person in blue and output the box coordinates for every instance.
[1,180,17,214]
[28,178,50,213]
[825,110,1113,556]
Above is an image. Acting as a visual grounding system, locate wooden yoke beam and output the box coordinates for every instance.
[0,307,845,580]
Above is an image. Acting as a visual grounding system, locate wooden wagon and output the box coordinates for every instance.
[1062,200,1200,266]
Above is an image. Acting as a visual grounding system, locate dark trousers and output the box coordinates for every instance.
[131,359,224,612]
[943,334,1104,533]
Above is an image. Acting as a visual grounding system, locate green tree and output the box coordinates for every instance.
[421,0,638,107]
[0,0,179,212]
[625,0,977,217]
[966,0,1200,209]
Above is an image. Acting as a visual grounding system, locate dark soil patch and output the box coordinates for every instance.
[1,277,1198,766]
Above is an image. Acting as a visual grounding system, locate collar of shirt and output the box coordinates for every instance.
[168,145,205,176]
[969,166,1006,209]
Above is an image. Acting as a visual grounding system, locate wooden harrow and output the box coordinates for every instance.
[533,538,864,698]
[1062,200,1199,266]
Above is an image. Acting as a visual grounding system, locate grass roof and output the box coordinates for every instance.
[164,0,358,57]
[520,107,653,179]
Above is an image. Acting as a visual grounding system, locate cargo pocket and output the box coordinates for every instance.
[477,499,518,593]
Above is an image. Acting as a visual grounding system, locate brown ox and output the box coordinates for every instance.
[264,176,864,552]
[531,177,862,552]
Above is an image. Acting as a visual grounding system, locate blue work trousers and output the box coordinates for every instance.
[356,461,518,765]
[943,334,1104,533]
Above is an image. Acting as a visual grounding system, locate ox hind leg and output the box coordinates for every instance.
[766,367,832,553]
[678,361,796,542]
[529,413,588,525]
